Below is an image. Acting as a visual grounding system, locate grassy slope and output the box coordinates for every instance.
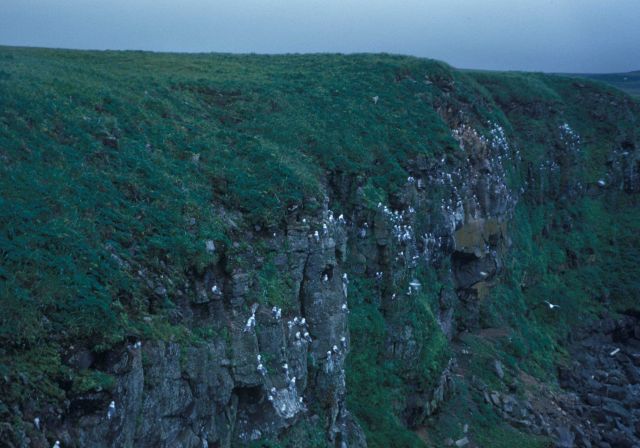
[1,47,639,447]
[560,71,640,97]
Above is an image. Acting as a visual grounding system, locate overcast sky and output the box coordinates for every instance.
[1,0,638,73]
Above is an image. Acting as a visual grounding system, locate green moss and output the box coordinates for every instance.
[71,369,116,395]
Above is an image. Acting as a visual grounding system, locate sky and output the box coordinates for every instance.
[1,0,638,73]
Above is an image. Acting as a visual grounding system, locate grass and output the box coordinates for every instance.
[559,71,640,98]
[0,46,639,446]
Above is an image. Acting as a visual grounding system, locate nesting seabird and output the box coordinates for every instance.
[107,400,116,420]
[244,315,256,332]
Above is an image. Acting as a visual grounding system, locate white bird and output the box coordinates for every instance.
[287,320,293,329]
[544,300,560,309]
[107,401,116,420]
[133,341,142,349]
[597,179,606,187]
[338,214,345,224]
[610,348,620,356]
[313,230,320,242]
[270,387,277,394]
[53,441,61,448]
[34,417,40,430]
[282,363,288,371]
[323,274,329,282]
[257,363,267,376]
[372,95,379,104]
[341,304,349,312]
[322,223,328,235]
[479,271,488,277]
[300,318,306,325]
[293,317,299,324]
[299,396,304,403]
[257,354,262,362]
[289,376,296,387]
[340,336,347,348]
[295,331,301,340]
[303,331,312,342]
[271,306,281,320]
[332,345,339,353]
[342,273,348,283]
[244,315,256,332]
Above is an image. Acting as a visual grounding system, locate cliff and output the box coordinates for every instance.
[0,47,639,448]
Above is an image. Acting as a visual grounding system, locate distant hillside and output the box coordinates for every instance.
[561,71,640,97]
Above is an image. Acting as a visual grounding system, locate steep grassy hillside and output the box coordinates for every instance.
[1,47,639,448]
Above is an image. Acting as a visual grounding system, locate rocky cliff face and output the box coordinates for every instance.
[1,48,639,448]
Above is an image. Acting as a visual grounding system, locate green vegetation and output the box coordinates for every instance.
[1,46,639,446]
[345,263,451,448]
[560,71,640,98]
